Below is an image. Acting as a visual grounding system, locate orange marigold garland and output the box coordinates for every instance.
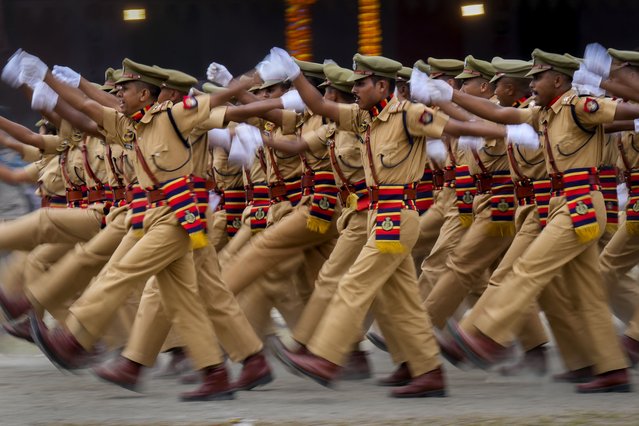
[358,0,382,55]
[286,0,316,61]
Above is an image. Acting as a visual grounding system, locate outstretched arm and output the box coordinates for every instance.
[0,116,47,150]
[44,70,106,127]
[451,91,524,124]
[291,73,340,123]
[443,118,507,139]
[0,163,36,185]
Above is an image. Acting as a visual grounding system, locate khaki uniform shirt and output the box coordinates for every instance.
[337,97,449,186]
[517,89,618,174]
[101,95,217,189]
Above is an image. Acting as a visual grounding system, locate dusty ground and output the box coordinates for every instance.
[1,333,638,426]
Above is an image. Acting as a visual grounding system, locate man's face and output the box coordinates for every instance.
[494,78,514,107]
[117,81,148,115]
[351,77,383,110]
[263,84,287,99]
[460,77,485,97]
[530,71,558,107]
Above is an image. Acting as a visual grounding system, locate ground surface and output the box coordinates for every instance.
[1,333,638,426]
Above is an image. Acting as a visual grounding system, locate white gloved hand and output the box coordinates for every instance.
[31,81,58,112]
[280,89,306,113]
[583,43,612,80]
[19,52,48,87]
[52,65,81,88]
[206,62,233,87]
[458,135,484,152]
[256,52,288,83]
[429,78,454,102]
[1,49,24,88]
[207,128,231,152]
[617,182,629,211]
[506,123,540,149]
[268,47,301,80]
[572,67,602,88]
[425,139,447,164]
[409,67,432,104]
[634,118,639,133]
[231,123,263,167]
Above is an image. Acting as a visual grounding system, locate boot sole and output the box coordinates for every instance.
[391,389,447,398]
[179,391,235,402]
[447,321,491,370]
[577,383,632,393]
[268,337,335,389]
[377,379,411,387]
[92,370,142,393]
[28,311,76,373]
[234,371,274,391]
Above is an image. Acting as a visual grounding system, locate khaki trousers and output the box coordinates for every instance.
[0,207,103,251]
[218,206,252,268]
[67,206,223,370]
[123,242,262,366]
[27,206,129,323]
[599,213,639,324]
[424,193,513,329]
[293,207,368,345]
[417,187,466,299]
[412,189,445,271]
[471,192,628,374]
[308,209,441,377]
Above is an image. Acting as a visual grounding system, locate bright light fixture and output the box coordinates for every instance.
[461,4,485,17]
[123,8,146,21]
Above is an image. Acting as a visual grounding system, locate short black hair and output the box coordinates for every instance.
[370,75,396,94]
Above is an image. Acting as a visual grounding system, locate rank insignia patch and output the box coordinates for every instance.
[584,98,599,113]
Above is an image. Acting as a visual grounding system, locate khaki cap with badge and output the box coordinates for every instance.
[396,66,413,82]
[153,66,198,93]
[526,49,580,78]
[259,79,286,90]
[347,53,403,82]
[490,57,533,83]
[456,55,495,80]
[319,63,355,93]
[428,57,464,78]
[608,48,639,68]
[294,58,326,80]
[115,58,167,88]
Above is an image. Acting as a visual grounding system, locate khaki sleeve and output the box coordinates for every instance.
[303,124,331,155]
[99,106,129,145]
[405,104,449,139]
[516,107,537,129]
[21,144,43,163]
[167,95,215,137]
[191,106,229,139]
[574,97,617,127]
[280,109,299,135]
[337,103,360,132]
[40,134,66,155]
[22,162,40,181]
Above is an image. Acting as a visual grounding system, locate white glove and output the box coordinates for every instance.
[1,49,24,88]
[256,53,288,83]
[429,78,454,102]
[572,67,602,89]
[259,47,301,82]
[458,135,484,152]
[31,81,58,112]
[228,133,250,167]
[52,65,81,88]
[409,67,432,104]
[19,52,48,87]
[280,89,306,113]
[573,83,605,97]
[583,43,612,80]
[634,118,639,133]
[206,62,233,87]
[231,124,263,167]
[207,128,231,152]
[618,182,629,211]
[506,123,540,149]
[425,139,447,164]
